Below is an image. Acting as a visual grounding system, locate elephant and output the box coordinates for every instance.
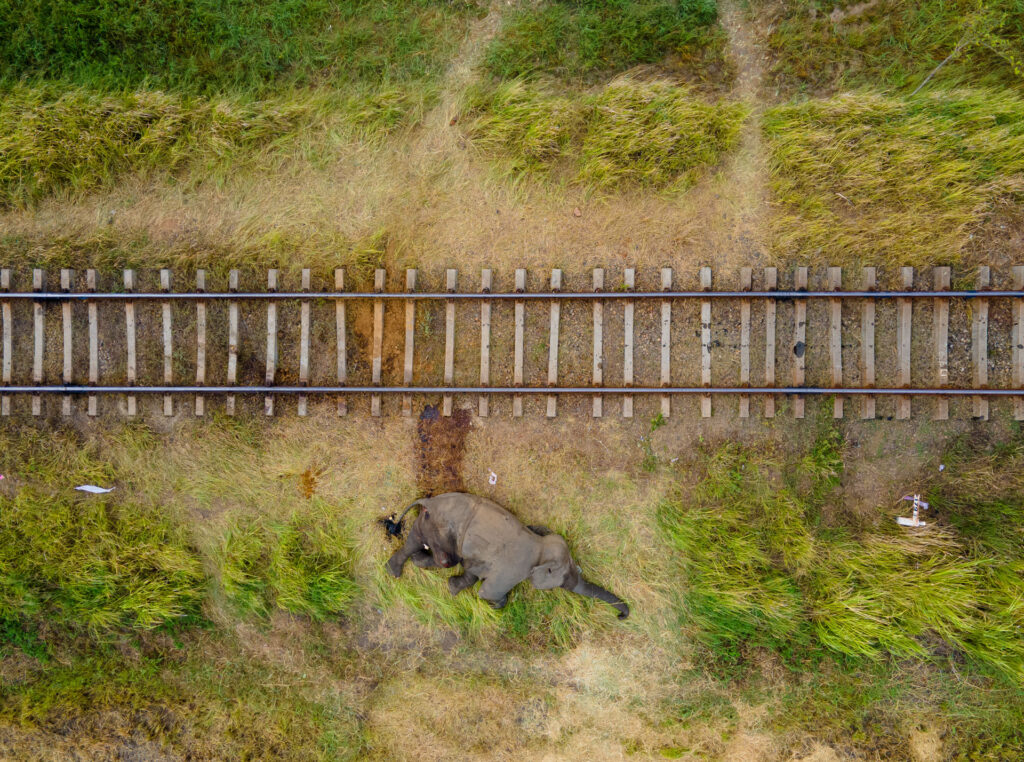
[383,492,629,619]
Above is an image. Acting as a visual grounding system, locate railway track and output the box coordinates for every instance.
[1,265,1022,420]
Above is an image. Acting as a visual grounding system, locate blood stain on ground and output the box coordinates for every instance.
[416,404,471,495]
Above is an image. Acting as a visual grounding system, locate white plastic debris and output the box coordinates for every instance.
[896,494,928,527]
[75,485,114,494]
[488,471,498,485]
[939,464,945,472]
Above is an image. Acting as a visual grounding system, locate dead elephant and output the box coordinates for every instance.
[384,492,629,619]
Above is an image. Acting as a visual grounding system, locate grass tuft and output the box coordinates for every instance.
[764,88,1024,267]
[466,77,746,192]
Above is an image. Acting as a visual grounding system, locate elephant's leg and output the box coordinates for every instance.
[447,572,479,596]
[477,578,512,610]
[386,531,426,577]
[411,549,442,569]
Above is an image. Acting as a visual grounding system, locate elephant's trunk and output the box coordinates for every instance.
[570,577,630,620]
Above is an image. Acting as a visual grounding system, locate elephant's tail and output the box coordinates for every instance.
[570,577,630,620]
[379,498,429,540]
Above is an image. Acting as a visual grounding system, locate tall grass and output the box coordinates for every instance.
[0,1,483,208]
[0,85,428,208]
[764,88,1024,267]
[0,423,363,644]
[0,427,204,636]
[466,77,747,191]
[0,483,204,636]
[484,0,724,83]
[218,505,359,621]
[659,431,1024,682]
[754,0,1024,95]
[0,0,483,95]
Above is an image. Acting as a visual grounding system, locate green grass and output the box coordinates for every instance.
[219,505,359,621]
[763,88,1024,268]
[769,660,1024,759]
[0,82,437,209]
[0,428,205,635]
[0,1,484,208]
[754,0,1024,95]
[659,429,1024,682]
[1,641,369,760]
[465,77,747,191]
[484,0,726,84]
[2,422,1024,757]
[0,0,484,95]
[0,423,361,644]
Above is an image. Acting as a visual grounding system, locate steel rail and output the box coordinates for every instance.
[2,385,1023,396]
[0,290,1021,301]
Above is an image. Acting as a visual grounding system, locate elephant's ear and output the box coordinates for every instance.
[529,536,570,590]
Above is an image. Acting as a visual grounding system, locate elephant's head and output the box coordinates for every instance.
[528,534,574,590]
[528,535,630,619]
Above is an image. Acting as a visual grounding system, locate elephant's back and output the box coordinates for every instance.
[460,499,536,567]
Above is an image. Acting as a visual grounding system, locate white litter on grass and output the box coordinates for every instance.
[896,494,928,527]
[75,485,115,494]
[488,471,498,485]
[939,464,945,472]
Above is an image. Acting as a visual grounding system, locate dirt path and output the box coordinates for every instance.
[403,2,503,170]
[695,0,772,270]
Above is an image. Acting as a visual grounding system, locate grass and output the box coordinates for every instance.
[465,77,747,191]
[0,222,392,280]
[2,419,1024,758]
[753,0,1024,95]
[0,1,484,210]
[763,88,1024,267]
[0,0,484,95]
[218,505,359,621]
[0,429,204,636]
[2,638,370,760]
[0,422,362,640]
[1,87,318,208]
[658,427,1024,685]
[484,0,727,85]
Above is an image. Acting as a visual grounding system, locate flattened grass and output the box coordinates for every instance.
[754,0,1024,95]
[465,77,747,191]
[659,430,1024,682]
[763,88,1024,268]
[484,0,726,84]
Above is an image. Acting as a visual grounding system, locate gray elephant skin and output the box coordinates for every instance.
[385,492,630,619]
